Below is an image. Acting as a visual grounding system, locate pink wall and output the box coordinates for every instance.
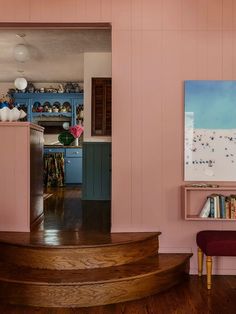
[1,0,236,274]
[0,123,44,232]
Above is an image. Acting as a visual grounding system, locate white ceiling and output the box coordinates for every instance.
[0,29,111,82]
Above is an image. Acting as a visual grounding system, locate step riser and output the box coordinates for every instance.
[0,237,159,270]
[0,261,189,307]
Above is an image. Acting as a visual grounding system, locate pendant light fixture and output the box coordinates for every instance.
[14,34,29,90]
[14,77,28,90]
[14,44,30,62]
[14,70,27,90]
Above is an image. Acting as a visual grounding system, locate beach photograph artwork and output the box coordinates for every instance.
[185,80,236,181]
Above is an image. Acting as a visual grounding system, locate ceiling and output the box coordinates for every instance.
[0,29,111,82]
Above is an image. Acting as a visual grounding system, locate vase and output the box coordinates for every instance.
[73,138,79,146]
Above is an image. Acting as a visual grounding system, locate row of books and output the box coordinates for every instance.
[199,194,236,219]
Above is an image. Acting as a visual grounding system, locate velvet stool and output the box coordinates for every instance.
[196,230,236,289]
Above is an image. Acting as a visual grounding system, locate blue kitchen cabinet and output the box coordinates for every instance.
[65,148,83,184]
[13,92,83,125]
[44,147,83,185]
[13,93,84,185]
[65,156,82,184]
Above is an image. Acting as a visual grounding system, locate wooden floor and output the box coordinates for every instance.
[0,275,235,313]
[41,186,111,234]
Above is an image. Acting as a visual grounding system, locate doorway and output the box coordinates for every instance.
[0,24,112,233]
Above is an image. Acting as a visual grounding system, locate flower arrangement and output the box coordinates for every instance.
[69,125,84,139]
[58,124,84,146]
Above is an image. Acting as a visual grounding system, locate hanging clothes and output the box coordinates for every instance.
[44,153,65,187]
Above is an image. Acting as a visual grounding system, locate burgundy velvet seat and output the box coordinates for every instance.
[197,230,236,256]
[196,230,236,290]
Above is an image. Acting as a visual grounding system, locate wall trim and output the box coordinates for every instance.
[0,22,111,29]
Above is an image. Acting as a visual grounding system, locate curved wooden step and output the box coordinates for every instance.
[0,232,160,270]
[0,253,192,307]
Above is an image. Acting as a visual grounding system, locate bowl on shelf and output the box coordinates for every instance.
[0,107,27,121]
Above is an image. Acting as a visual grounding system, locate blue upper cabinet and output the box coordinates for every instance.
[13,93,83,125]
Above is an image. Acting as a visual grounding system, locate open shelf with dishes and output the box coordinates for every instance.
[182,185,236,221]
[13,92,83,125]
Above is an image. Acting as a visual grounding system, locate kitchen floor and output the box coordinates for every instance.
[40,186,111,233]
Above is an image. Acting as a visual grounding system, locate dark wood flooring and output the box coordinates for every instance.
[41,186,111,234]
[0,275,235,313]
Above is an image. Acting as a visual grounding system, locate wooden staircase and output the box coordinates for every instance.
[0,231,192,307]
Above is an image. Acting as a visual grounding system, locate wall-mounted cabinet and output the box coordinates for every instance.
[182,185,236,221]
[13,93,83,125]
[92,78,111,136]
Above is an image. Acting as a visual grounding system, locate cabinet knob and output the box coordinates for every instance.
[67,160,71,164]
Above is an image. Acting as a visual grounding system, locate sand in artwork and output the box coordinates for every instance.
[185,128,236,181]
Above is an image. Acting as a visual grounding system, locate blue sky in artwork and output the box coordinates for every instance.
[185,80,236,129]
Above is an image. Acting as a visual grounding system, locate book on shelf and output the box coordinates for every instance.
[215,195,220,218]
[198,193,236,219]
[230,195,236,219]
[225,197,230,219]
[209,197,214,218]
[219,195,226,219]
[199,197,211,218]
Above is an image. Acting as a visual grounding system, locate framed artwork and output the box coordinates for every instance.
[185,80,236,181]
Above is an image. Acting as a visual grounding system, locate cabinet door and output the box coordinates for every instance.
[92,78,111,136]
[65,157,82,184]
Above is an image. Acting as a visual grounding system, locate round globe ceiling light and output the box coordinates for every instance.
[14,44,30,62]
[14,77,27,90]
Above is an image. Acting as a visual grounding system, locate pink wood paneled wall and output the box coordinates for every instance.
[0,124,30,232]
[1,0,236,274]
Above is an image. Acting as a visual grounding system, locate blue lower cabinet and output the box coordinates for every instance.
[65,156,82,184]
[82,142,111,200]
[44,147,82,185]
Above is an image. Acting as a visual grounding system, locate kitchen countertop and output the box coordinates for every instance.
[44,145,82,148]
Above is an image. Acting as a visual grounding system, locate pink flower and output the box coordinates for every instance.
[69,125,84,138]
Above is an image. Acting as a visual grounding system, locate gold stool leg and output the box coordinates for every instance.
[206,256,212,290]
[198,247,203,276]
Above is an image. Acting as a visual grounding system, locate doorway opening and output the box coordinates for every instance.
[0,24,112,234]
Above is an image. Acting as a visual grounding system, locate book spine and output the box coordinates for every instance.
[232,197,236,219]
[225,197,230,219]
[213,196,218,218]
[209,197,214,218]
[230,196,235,219]
[219,195,226,219]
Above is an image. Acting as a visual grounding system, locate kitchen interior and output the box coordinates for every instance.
[0,28,112,232]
